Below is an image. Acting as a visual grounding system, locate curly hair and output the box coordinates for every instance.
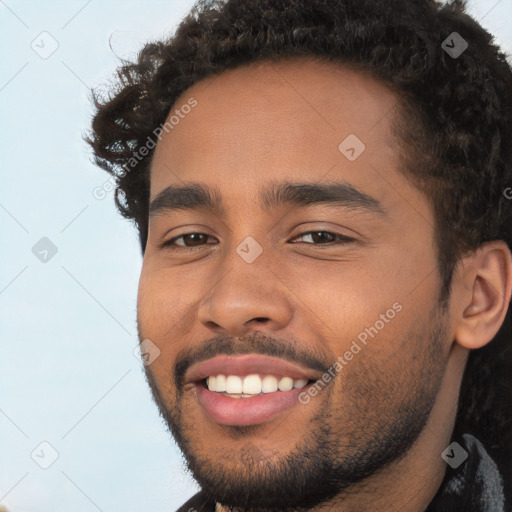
[86,0,512,495]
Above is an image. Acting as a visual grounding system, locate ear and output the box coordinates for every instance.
[453,241,512,350]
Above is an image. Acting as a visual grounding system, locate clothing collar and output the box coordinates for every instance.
[425,433,506,512]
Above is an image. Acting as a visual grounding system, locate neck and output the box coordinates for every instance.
[217,344,468,512]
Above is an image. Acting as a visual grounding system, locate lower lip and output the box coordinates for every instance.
[195,383,309,426]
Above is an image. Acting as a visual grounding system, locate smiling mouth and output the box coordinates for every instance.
[200,374,314,398]
[185,354,324,426]
[195,379,318,426]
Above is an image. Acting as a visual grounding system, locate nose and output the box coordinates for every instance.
[197,257,293,339]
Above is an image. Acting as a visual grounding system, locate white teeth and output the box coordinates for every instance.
[206,374,309,394]
[242,374,262,395]
[215,374,227,392]
[225,375,243,394]
[278,376,293,391]
[261,375,278,393]
[206,376,216,391]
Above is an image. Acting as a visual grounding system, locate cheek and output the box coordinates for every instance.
[281,257,406,339]
[334,309,439,428]
[286,252,437,383]
[137,266,197,382]
[138,265,194,333]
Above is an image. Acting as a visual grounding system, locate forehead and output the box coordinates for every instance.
[149,57,419,218]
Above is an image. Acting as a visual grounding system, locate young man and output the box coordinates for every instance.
[87,0,512,510]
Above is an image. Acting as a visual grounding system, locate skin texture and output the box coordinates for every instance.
[136,57,512,511]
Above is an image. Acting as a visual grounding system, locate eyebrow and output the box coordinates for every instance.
[148,181,386,219]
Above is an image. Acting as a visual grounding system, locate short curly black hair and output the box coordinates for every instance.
[86,0,512,495]
[87,0,512,299]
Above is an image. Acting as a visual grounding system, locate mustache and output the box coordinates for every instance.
[173,332,331,391]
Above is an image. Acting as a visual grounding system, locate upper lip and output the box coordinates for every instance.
[185,354,323,384]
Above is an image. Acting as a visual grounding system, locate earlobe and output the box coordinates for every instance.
[454,242,512,350]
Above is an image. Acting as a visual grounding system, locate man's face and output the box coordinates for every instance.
[137,58,452,509]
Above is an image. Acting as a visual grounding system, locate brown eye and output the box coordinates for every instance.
[290,231,354,245]
[161,233,216,250]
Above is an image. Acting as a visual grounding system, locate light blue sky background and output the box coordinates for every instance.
[1,1,511,511]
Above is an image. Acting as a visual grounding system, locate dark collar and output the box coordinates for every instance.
[176,489,215,512]
[426,433,507,512]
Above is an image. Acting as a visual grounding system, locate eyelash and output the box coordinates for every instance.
[160,231,355,251]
